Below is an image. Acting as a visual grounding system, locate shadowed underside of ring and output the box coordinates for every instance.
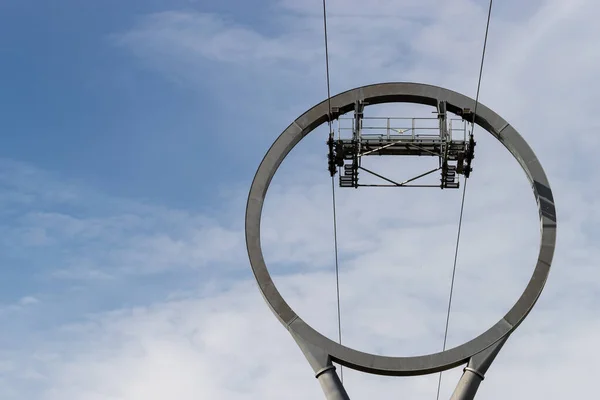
[245,82,556,378]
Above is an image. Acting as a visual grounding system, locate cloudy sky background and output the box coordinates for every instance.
[1,0,599,398]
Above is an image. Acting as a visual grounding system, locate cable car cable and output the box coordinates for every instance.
[436,1,494,398]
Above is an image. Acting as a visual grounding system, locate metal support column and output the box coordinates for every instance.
[316,366,349,400]
[450,336,509,400]
[291,331,350,400]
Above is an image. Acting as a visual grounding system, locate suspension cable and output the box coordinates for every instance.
[436,1,493,399]
[331,176,343,382]
[322,0,333,127]
[322,0,344,383]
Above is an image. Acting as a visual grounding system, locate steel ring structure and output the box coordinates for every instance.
[245,82,557,399]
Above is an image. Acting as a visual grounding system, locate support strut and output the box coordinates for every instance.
[450,336,509,400]
[291,332,350,400]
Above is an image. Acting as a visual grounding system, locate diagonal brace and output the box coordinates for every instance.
[359,166,440,187]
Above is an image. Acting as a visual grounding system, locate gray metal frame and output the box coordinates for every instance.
[245,82,557,399]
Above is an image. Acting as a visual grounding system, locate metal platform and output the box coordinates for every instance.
[327,100,476,189]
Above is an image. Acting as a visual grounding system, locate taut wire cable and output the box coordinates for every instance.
[436,1,494,398]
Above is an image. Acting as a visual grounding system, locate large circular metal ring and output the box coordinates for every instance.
[245,82,557,376]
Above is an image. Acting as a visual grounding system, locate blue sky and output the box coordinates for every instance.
[1,0,599,399]
[0,0,286,209]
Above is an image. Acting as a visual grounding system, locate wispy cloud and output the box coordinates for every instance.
[0,159,244,281]
[2,0,599,399]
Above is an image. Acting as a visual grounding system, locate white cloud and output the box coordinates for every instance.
[2,0,600,399]
[2,272,599,399]
[0,160,245,279]
[19,296,39,306]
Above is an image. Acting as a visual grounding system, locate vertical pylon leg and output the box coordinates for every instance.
[316,365,350,400]
[450,336,509,400]
[291,332,351,400]
[449,368,484,400]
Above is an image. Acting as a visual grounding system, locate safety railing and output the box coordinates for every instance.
[336,117,467,142]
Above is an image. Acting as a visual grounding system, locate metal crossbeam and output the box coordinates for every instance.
[328,101,474,189]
